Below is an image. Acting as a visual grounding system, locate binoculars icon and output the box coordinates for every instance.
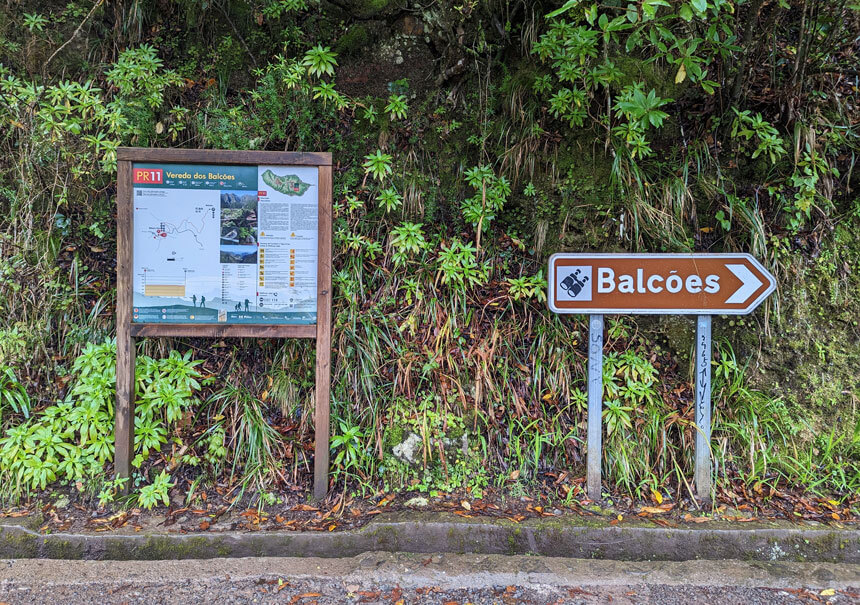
[561,269,589,297]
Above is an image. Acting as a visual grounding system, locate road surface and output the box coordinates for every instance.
[0,552,857,604]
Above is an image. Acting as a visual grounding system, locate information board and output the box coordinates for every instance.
[116,148,333,500]
[132,163,319,325]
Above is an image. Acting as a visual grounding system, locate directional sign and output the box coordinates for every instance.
[548,253,776,315]
[547,252,776,501]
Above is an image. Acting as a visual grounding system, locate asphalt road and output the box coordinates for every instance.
[0,553,857,604]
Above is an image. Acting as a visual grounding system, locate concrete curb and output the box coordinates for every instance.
[1,512,857,562]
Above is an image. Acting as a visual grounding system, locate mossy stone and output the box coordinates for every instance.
[335,24,373,57]
[343,0,401,19]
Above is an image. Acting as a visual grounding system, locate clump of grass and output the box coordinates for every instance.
[712,343,859,498]
[209,381,289,497]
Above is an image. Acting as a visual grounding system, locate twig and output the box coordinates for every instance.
[215,1,258,71]
[43,0,106,76]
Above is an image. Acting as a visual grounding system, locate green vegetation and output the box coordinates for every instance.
[0,342,206,507]
[0,0,856,513]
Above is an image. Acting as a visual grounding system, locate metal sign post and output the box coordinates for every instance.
[695,315,712,500]
[548,253,775,501]
[587,314,603,500]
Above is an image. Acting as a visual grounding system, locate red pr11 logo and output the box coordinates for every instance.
[133,168,163,184]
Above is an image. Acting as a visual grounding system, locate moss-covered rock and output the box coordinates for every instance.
[341,0,403,19]
[335,24,374,56]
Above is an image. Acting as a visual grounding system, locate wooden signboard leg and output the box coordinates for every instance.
[587,314,604,501]
[115,159,135,489]
[694,315,713,500]
[313,165,333,501]
[115,333,135,486]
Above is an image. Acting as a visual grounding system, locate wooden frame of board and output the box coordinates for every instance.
[115,148,333,499]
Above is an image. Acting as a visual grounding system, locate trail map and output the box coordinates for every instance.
[131,163,319,324]
[141,204,215,250]
[261,170,312,196]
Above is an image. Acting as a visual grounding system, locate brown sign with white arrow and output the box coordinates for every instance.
[548,253,776,315]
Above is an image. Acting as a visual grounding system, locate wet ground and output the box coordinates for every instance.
[0,552,857,604]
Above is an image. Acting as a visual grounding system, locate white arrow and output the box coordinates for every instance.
[725,264,763,304]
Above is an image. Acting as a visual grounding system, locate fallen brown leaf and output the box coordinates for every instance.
[356,590,380,600]
[639,505,672,515]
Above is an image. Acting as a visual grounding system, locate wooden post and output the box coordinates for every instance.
[115,160,135,487]
[313,164,333,500]
[115,149,334,499]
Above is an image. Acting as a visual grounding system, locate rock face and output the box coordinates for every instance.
[220,193,257,208]
[221,192,241,207]
[392,432,422,465]
[390,431,469,467]
[403,496,428,508]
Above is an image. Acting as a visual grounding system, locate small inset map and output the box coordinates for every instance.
[261,170,312,196]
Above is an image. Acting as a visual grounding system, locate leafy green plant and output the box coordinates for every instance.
[203,426,228,467]
[731,109,787,164]
[603,399,633,436]
[345,194,364,214]
[506,270,548,303]
[0,328,27,367]
[137,470,173,509]
[363,238,383,259]
[399,277,422,304]
[384,94,408,121]
[461,166,510,248]
[0,367,29,423]
[262,0,310,18]
[437,239,489,289]
[331,420,365,485]
[312,81,347,108]
[106,44,183,111]
[780,148,833,232]
[302,45,338,78]
[97,475,129,508]
[389,222,427,265]
[23,13,48,32]
[0,341,205,498]
[362,149,393,183]
[376,187,402,214]
[614,85,672,130]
